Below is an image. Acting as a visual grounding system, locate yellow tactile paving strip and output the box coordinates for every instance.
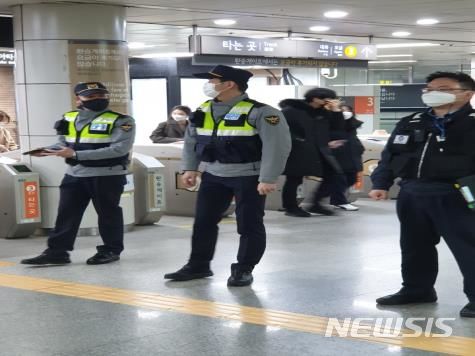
[0,261,16,267]
[0,272,474,355]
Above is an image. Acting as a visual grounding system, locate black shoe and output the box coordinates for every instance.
[285,207,312,217]
[227,263,253,287]
[86,251,120,265]
[376,288,437,305]
[164,264,213,281]
[460,302,475,318]
[306,204,335,216]
[21,253,71,265]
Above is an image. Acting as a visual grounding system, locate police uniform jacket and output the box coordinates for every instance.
[52,109,136,177]
[371,103,475,190]
[182,93,291,183]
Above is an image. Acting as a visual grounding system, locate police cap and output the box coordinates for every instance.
[74,82,109,97]
[193,65,253,86]
[304,88,337,101]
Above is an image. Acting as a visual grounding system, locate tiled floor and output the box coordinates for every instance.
[0,199,474,355]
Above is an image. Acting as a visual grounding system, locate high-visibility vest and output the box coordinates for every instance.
[191,100,262,163]
[60,110,129,167]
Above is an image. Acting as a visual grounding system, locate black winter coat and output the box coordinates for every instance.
[279,99,342,176]
[332,117,365,172]
[150,119,187,143]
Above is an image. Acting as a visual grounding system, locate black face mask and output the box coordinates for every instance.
[80,99,109,112]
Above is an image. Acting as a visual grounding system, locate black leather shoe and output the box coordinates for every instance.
[227,264,253,287]
[164,264,213,281]
[460,302,475,318]
[86,251,120,265]
[21,253,71,265]
[376,288,437,305]
[285,207,312,217]
[306,204,335,216]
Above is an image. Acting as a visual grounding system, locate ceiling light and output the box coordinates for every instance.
[134,52,194,58]
[392,31,411,37]
[377,54,413,58]
[286,37,320,41]
[309,26,330,32]
[0,14,13,17]
[323,10,348,18]
[376,43,439,49]
[214,19,236,26]
[416,18,439,25]
[128,42,146,49]
[369,60,417,64]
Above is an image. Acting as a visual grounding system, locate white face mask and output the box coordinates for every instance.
[421,91,456,107]
[342,111,353,120]
[172,114,187,121]
[203,82,220,98]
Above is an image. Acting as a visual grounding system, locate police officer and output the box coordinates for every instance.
[21,82,135,265]
[369,72,475,317]
[164,65,291,286]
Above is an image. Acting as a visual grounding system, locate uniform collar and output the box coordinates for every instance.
[426,103,473,120]
[212,93,248,107]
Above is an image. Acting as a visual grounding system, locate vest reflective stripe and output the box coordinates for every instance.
[63,111,120,143]
[196,101,258,137]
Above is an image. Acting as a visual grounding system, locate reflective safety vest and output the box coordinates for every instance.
[59,110,129,167]
[190,100,263,163]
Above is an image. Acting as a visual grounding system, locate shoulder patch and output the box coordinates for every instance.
[119,123,133,132]
[264,115,280,125]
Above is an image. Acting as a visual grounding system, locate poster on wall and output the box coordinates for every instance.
[68,40,129,114]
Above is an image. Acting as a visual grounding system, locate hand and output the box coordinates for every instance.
[369,190,389,200]
[328,140,346,149]
[43,147,75,158]
[257,182,277,195]
[181,171,199,188]
[324,99,342,112]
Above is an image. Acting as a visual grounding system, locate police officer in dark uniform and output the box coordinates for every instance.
[369,72,475,317]
[21,82,135,266]
[164,65,291,286]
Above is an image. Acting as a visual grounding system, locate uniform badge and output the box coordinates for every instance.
[264,115,280,125]
[393,135,409,144]
[120,123,133,132]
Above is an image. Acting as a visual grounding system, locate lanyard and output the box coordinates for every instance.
[432,117,447,140]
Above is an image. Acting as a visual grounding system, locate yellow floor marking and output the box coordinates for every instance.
[0,261,15,268]
[0,272,474,355]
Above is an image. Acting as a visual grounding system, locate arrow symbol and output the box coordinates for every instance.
[361,47,374,58]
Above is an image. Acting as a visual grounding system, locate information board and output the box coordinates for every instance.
[380,84,426,110]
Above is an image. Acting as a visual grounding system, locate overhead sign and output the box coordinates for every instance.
[0,49,15,65]
[380,84,426,110]
[192,54,368,69]
[190,35,377,61]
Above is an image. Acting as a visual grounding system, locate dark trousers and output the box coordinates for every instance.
[282,175,304,210]
[47,174,126,255]
[313,172,355,206]
[189,172,266,270]
[397,184,475,301]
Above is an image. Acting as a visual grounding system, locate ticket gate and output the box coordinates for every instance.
[0,162,41,238]
[132,153,166,225]
[133,143,235,217]
[355,137,400,199]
